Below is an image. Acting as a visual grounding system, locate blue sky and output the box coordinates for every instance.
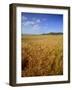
[21,12,63,34]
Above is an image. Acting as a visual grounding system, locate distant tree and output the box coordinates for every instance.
[42,32,63,35]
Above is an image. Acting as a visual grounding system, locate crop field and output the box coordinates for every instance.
[21,35,63,77]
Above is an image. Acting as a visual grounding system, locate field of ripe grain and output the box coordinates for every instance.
[21,35,63,77]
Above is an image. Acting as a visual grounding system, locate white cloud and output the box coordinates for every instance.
[32,24,40,30]
[23,21,35,26]
[22,18,42,31]
[32,18,41,23]
[36,19,41,23]
[23,18,41,26]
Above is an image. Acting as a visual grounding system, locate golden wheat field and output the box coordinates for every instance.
[21,35,63,77]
